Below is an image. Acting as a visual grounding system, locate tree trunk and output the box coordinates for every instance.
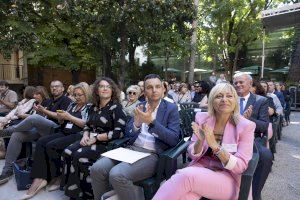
[181,57,188,82]
[188,0,199,84]
[119,0,127,88]
[288,40,300,82]
[128,40,136,68]
[164,49,170,80]
[71,67,82,84]
[103,47,112,78]
[232,48,239,75]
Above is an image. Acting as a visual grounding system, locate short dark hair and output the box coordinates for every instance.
[92,77,120,105]
[0,80,9,87]
[144,74,162,82]
[23,86,36,99]
[252,80,266,96]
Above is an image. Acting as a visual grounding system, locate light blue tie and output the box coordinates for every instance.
[240,98,245,115]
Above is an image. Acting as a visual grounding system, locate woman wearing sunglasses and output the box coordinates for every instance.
[122,85,141,117]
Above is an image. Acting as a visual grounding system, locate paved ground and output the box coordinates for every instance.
[0,112,299,200]
[261,112,300,200]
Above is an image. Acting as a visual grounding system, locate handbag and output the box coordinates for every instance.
[12,158,33,190]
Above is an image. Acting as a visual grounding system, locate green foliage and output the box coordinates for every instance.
[1,0,194,84]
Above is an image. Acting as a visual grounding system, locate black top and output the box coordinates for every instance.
[44,95,72,123]
[62,102,91,135]
[192,92,205,103]
[138,94,145,102]
[83,100,127,141]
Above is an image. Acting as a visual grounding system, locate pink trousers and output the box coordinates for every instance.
[153,164,239,200]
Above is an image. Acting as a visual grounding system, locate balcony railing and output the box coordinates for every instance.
[0,64,24,84]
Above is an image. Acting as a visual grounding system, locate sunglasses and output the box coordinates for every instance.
[128,91,137,95]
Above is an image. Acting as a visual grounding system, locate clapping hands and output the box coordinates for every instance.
[243,105,253,119]
[133,104,154,128]
[191,122,219,150]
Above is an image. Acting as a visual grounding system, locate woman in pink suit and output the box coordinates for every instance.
[153,83,255,200]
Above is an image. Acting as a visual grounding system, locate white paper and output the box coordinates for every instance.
[101,147,151,164]
[184,137,190,142]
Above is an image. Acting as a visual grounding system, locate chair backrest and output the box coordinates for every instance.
[179,108,196,138]
[179,102,200,110]
[238,143,259,200]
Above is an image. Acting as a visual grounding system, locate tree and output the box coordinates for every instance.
[1,0,195,86]
[198,0,266,80]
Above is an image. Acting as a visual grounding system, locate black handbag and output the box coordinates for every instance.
[12,158,33,190]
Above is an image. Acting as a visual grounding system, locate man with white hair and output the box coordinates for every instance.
[233,72,273,200]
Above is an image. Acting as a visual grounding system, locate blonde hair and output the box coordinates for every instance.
[73,82,92,103]
[126,85,141,96]
[208,83,240,125]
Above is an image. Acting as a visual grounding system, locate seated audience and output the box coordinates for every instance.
[0,80,71,185]
[61,77,126,199]
[251,80,276,122]
[233,73,273,200]
[163,81,175,103]
[192,81,211,108]
[90,74,181,200]
[153,83,255,200]
[175,83,191,104]
[267,80,285,108]
[66,85,76,102]
[122,85,141,117]
[0,80,18,116]
[0,86,36,130]
[260,81,283,116]
[137,81,145,102]
[20,82,91,199]
[216,73,227,84]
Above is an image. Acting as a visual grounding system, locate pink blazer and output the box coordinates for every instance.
[188,112,255,186]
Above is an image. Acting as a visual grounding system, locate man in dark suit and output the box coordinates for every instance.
[90,74,181,200]
[233,72,273,200]
[267,80,285,108]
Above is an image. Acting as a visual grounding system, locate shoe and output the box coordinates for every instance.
[46,177,61,192]
[0,170,13,185]
[20,180,47,200]
[46,183,60,192]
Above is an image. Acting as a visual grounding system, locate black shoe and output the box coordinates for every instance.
[0,170,13,185]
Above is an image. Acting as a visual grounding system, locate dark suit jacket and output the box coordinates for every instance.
[244,93,269,137]
[125,99,181,153]
[274,91,285,108]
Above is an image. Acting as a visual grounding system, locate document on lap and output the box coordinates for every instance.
[101,147,151,164]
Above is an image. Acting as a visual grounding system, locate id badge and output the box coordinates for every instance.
[65,123,73,129]
[222,143,238,152]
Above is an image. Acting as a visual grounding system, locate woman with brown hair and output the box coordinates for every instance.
[21,82,91,199]
[0,86,37,130]
[176,83,192,104]
[61,77,127,199]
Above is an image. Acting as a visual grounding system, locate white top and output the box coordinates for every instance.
[133,101,161,151]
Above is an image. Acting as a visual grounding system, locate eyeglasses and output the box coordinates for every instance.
[128,91,137,95]
[98,85,112,89]
[50,85,62,89]
[73,93,85,98]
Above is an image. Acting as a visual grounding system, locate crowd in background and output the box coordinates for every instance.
[0,71,292,200]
